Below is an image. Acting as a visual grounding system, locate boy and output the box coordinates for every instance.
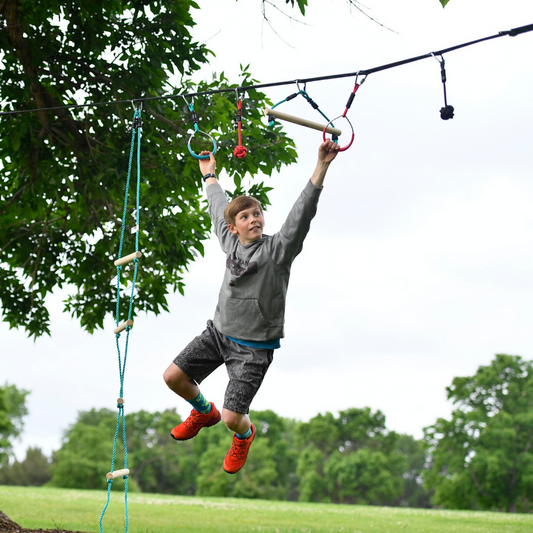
[163,140,339,473]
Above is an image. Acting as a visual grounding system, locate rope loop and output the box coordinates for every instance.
[188,130,217,159]
[323,115,355,152]
[184,95,217,158]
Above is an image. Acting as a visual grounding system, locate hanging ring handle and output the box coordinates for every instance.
[188,130,217,160]
[323,115,354,152]
[183,94,218,159]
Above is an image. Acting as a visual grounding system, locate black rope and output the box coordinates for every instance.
[1,23,532,118]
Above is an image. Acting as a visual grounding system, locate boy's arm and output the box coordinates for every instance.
[270,140,339,266]
[198,151,236,251]
[198,150,218,186]
[310,139,340,188]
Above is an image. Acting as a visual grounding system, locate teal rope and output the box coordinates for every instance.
[187,102,199,133]
[268,89,338,143]
[268,89,333,126]
[99,107,142,533]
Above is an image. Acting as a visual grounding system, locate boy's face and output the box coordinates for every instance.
[228,205,265,245]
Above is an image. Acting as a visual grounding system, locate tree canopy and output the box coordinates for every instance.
[0,383,29,461]
[295,408,414,505]
[7,355,533,513]
[424,354,533,512]
[35,405,427,505]
[0,0,298,338]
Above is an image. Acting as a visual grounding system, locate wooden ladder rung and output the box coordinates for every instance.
[113,320,133,335]
[114,251,142,267]
[106,468,130,480]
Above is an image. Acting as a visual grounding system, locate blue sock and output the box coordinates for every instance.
[186,391,212,414]
[236,426,252,440]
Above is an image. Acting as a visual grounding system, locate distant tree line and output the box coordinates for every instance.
[1,354,532,512]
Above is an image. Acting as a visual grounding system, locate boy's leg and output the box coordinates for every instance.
[220,339,274,474]
[222,409,251,434]
[164,323,224,440]
[165,363,221,441]
[222,408,256,474]
[163,363,199,400]
[164,362,213,414]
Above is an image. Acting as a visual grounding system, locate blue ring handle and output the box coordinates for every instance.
[188,131,217,160]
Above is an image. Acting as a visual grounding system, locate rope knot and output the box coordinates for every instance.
[233,145,248,159]
[440,105,455,120]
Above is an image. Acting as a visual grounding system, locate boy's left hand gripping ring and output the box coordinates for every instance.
[188,130,217,160]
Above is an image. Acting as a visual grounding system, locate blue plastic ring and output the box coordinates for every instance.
[188,130,217,160]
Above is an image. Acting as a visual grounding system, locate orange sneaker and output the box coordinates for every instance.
[170,403,221,441]
[223,424,256,474]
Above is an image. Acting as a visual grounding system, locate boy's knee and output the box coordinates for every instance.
[222,409,248,433]
[163,363,183,388]
[222,410,237,429]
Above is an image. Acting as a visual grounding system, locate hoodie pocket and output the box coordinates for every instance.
[218,293,270,338]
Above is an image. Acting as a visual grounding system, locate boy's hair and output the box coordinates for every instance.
[224,196,263,225]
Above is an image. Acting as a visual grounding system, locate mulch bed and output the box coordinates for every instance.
[0,510,88,533]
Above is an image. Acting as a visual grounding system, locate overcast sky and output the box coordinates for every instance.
[2,0,533,461]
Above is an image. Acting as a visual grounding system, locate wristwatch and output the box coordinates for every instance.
[203,173,216,182]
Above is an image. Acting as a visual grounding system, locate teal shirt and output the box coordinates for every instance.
[226,335,281,350]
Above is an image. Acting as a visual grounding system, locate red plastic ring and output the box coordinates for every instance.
[323,115,355,152]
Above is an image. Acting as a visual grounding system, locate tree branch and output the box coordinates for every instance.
[0,174,37,218]
[145,104,187,135]
[1,0,88,152]
[470,468,490,498]
[1,0,50,130]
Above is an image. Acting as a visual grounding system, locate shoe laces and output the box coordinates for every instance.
[184,409,209,431]
[228,436,252,459]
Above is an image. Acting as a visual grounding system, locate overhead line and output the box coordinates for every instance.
[1,23,532,118]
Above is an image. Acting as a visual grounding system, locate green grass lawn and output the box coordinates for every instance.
[1,485,532,533]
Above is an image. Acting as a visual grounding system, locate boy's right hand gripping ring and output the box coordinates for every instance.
[188,130,218,160]
[323,115,355,152]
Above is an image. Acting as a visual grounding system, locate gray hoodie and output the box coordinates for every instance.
[207,179,323,342]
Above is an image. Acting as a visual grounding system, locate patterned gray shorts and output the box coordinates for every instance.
[173,320,274,414]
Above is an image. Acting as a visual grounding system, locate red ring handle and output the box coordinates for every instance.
[323,115,355,152]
